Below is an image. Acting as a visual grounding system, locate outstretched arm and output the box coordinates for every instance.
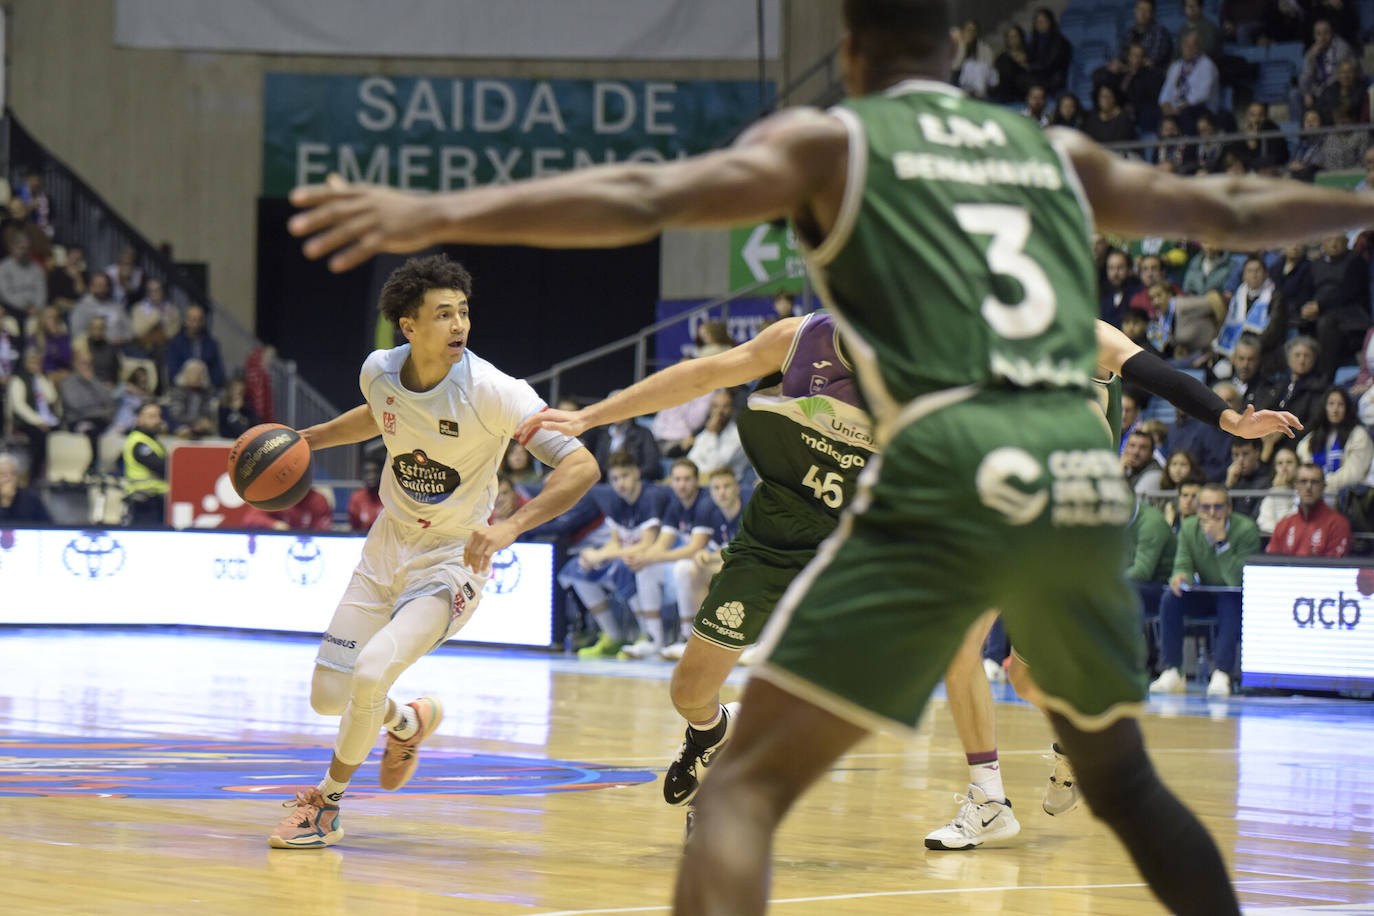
[1055,128,1374,249]
[288,109,848,272]
[514,318,804,443]
[299,404,380,450]
[1094,321,1300,439]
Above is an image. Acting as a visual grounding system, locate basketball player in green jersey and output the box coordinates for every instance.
[287,4,1374,911]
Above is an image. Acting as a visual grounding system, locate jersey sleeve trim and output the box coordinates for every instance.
[807,106,868,267]
[779,312,816,377]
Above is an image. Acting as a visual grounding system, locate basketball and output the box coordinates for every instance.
[226,423,314,510]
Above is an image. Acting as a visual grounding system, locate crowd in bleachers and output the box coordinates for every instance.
[958,0,1374,179]
[0,170,277,527]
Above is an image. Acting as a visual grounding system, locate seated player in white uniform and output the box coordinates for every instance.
[269,254,599,849]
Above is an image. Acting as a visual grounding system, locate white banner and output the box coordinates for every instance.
[115,0,779,60]
[1241,562,1374,692]
[0,528,554,648]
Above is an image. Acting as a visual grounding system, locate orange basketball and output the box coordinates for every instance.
[227,423,314,510]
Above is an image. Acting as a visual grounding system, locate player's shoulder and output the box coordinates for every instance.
[361,346,408,380]
[462,349,530,396]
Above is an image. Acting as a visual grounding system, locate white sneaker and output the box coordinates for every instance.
[982,657,1007,683]
[659,640,688,660]
[923,784,1021,850]
[737,645,762,666]
[1206,669,1231,698]
[1042,745,1080,816]
[617,638,661,660]
[1148,667,1187,694]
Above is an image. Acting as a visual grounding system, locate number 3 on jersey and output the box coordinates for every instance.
[803,465,844,508]
[954,204,1056,340]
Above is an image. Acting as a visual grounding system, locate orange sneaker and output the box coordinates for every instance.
[378,695,443,791]
[268,787,343,849]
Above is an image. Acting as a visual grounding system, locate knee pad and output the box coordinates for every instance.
[310,666,351,716]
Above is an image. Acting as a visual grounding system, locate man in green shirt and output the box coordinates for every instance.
[1126,496,1176,672]
[1150,482,1260,698]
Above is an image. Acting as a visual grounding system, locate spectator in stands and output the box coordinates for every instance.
[1297,387,1372,492]
[1193,111,1241,174]
[1159,32,1219,132]
[1239,102,1290,172]
[1168,384,1240,480]
[0,315,20,383]
[1317,59,1367,123]
[110,365,156,435]
[1228,333,1270,405]
[0,234,46,321]
[762,291,798,329]
[6,346,60,479]
[1165,476,1205,528]
[686,389,749,484]
[1215,257,1286,374]
[165,303,227,389]
[490,471,529,524]
[1122,428,1165,493]
[993,25,1032,103]
[1220,0,1268,45]
[217,376,259,440]
[1027,7,1072,95]
[130,278,178,338]
[46,245,88,311]
[1050,92,1084,129]
[1357,145,1374,191]
[70,273,132,345]
[1154,114,1190,170]
[1100,249,1143,325]
[1152,482,1258,696]
[1178,0,1221,60]
[1020,83,1051,126]
[122,310,168,394]
[348,456,384,532]
[1287,108,1330,181]
[1120,384,1147,447]
[1120,307,1163,359]
[59,348,115,444]
[1125,495,1176,667]
[1105,41,1166,133]
[1311,0,1361,49]
[1141,417,1171,464]
[652,365,713,458]
[121,401,167,528]
[243,345,274,422]
[104,248,143,306]
[1271,241,1315,334]
[1302,233,1370,381]
[83,315,121,386]
[1,198,49,263]
[1183,244,1238,298]
[241,487,333,532]
[693,320,734,359]
[167,358,217,439]
[1128,255,1176,317]
[1160,450,1203,505]
[1299,19,1355,113]
[1225,437,1274,518]
[1082,84,1139,145]
[1257,337,1327,455]
[0,451,50,523]
[1268,462,1352,556]
[31,305,72,375]
[952,18,998,98]
[1256,446,1300,533]
[1116,0,1174,71]
[16,170,51,238]
[1319,108,1370,170]
[590,410,661,483]
[500,439,544,495]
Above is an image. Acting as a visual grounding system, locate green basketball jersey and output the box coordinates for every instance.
[802,80,1099,430]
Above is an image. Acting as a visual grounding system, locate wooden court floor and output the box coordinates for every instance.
[1,628,1372,915]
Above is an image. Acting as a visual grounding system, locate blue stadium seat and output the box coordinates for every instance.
[1157,9,1186,34]
[1266,43,1303,71]
[1140,396,1177,427]
[1226,45,1267,64]
[1334,364,1362,387]
[1060,9,1091,33]
[1254,61,1295,103]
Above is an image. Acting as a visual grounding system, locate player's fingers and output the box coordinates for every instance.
[301,212,375,262]
[329,229,391,273]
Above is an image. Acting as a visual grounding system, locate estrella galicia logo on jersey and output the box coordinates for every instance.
[488,548,521,594]
[62,532,126,579]
[393,450,462,504]
[285,538,324,586]
[439,419,460,437]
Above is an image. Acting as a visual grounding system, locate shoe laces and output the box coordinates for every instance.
[283,790,319,810]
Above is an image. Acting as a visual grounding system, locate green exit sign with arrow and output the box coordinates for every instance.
[729,222,806,294]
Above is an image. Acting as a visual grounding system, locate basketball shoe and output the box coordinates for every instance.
[1149,667,1187,693]
[577,634,626,659]
[924,784,1021,850]
[663,701,739,806]
[659,639,689,660]
[1042,744,1080,816]
[378,695,443,791]
[617,637,660,660]
[269,787,343,849]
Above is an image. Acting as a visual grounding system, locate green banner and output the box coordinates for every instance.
[729,222,805,294]
[263,74,772,196]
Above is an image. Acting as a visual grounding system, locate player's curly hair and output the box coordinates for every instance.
[377,254,473,324]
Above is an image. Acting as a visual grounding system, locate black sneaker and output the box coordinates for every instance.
[662,702,738,806]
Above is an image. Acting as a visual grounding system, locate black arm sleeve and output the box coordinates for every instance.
[1120,351,1230,428]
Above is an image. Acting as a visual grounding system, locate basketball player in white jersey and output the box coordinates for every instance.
[269,254,599,849]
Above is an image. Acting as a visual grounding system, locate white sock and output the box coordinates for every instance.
[591,608,623,642]
[641,615,665,647]
[317,774,348,805]
[386,703,419,740]
[970,759,1006,802]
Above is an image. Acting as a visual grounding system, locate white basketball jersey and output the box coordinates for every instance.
[360,345,574,538]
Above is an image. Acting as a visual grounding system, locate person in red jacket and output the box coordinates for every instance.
[347,457,384,532]
[241,487,334,532]
[1267,463,1351,557]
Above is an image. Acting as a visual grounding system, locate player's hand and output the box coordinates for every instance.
[623,552,654,571]
[465,520,519,575]
[578,549,603,571]
[1220,405,1302,440]
[515,407,591,445]
[1169,572,1189,597]
[288,174,443,272]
